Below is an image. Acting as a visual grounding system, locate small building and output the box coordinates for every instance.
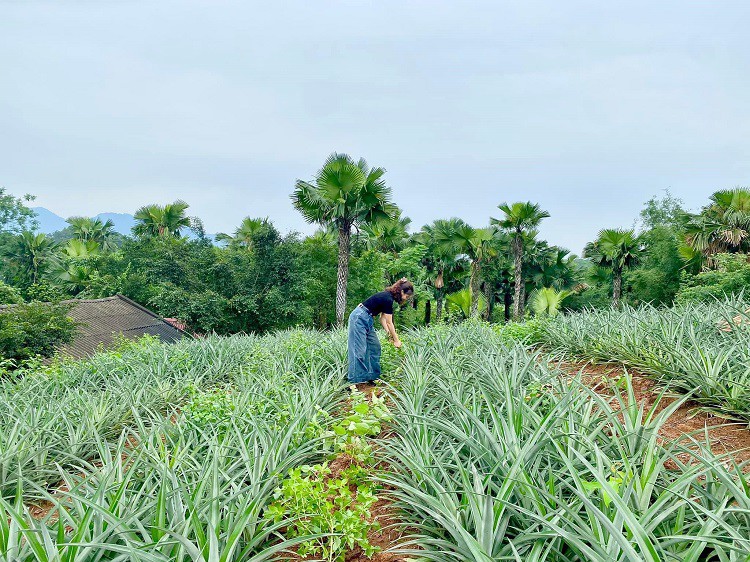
[59,295,188,359]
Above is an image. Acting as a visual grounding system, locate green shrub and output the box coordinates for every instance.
[23,281,68,303]
[0,281,22,305]
[676,253,750,303]
[267,463,380,561]
[492,317,548,344]
[0,301,77,363]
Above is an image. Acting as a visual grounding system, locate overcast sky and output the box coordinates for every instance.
[2,1,748,253]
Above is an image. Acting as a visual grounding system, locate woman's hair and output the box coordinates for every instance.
[386,278,414,303]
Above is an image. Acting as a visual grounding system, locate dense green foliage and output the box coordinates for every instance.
[0,302,76,364]
[676,253,750,303]
[0,281,23,305]
[2,181,750,344]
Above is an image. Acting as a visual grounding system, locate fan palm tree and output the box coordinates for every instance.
[61,239,100,259]
[435,221,496,318]
[529,287,574,317]
[480,232,514,321]
[584,228,643,307]
[132,201,191,238]
[360,211,411,254]
[418,218,469,322]
[215,217,269,249]
[292,153,396,326]
[528,244,577,291]
[5,231,58,284]
[66,217,117,252]
[684,188,750,265]
[54,263,94,293]
[492,202,550,320]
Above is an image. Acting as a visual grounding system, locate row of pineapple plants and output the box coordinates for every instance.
[534,296,750,419]
[0,330,351,560]
[383,322,750,561]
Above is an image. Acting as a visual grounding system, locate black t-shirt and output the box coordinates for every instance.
[362,291,395,316]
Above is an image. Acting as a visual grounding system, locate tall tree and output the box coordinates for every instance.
[435,221,496,318]
[132,201,192,238]
[216,217,269,249]
[584,228,643,307]
[481,232,514,321]
[292,153,395,326]
[418,218,468,322]
[492,202,550,320]
[66,217,117,252]
[683,188,750,265]
[4,231,58,285]
[0,188,37,235]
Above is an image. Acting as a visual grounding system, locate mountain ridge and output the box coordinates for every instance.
[31,207,214,240]
[32,207,136,235]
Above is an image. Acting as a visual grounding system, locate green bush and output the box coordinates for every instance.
[23,281,68,303]
[0,281,22,305]
[0,301,77,363]
[492,317,548,344]
[676,253,750,303]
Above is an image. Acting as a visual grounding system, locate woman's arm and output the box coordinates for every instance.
[380,313,401,348]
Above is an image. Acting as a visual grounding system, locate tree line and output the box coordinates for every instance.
[1,152,749,338]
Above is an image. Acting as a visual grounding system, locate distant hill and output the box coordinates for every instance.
[32,207,136,235]
[95,212,136,234]
[31,207,69,233]
[30,207,212,240]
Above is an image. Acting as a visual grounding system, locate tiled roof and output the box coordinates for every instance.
[58,295,187,358]
[42,295,186,359]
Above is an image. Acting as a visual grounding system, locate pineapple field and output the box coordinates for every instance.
[2,299,750,561]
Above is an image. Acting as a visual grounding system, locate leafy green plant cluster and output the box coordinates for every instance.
[492,316,548,344]
[0,301,77,365]
[676,253,750,303]
[323,388,392,463]
[182,384,235,430]
[266,463,380,561]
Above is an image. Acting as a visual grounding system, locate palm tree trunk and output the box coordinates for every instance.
[512,234,524,320]
[336,222,351,327]
[425,300,431,325]
[504,286,511,322]
[436,293,444,322]
[470,262,480,317]
[612,268,622,308]
[483,282,492,321]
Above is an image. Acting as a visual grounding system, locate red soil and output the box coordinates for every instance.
[556,360,750,467]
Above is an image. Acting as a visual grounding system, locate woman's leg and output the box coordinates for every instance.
[365,326,382,381]
[347,309,370,383]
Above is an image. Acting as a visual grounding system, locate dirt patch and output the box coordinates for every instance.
[556,360,750,466]
[344,495,409,562]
